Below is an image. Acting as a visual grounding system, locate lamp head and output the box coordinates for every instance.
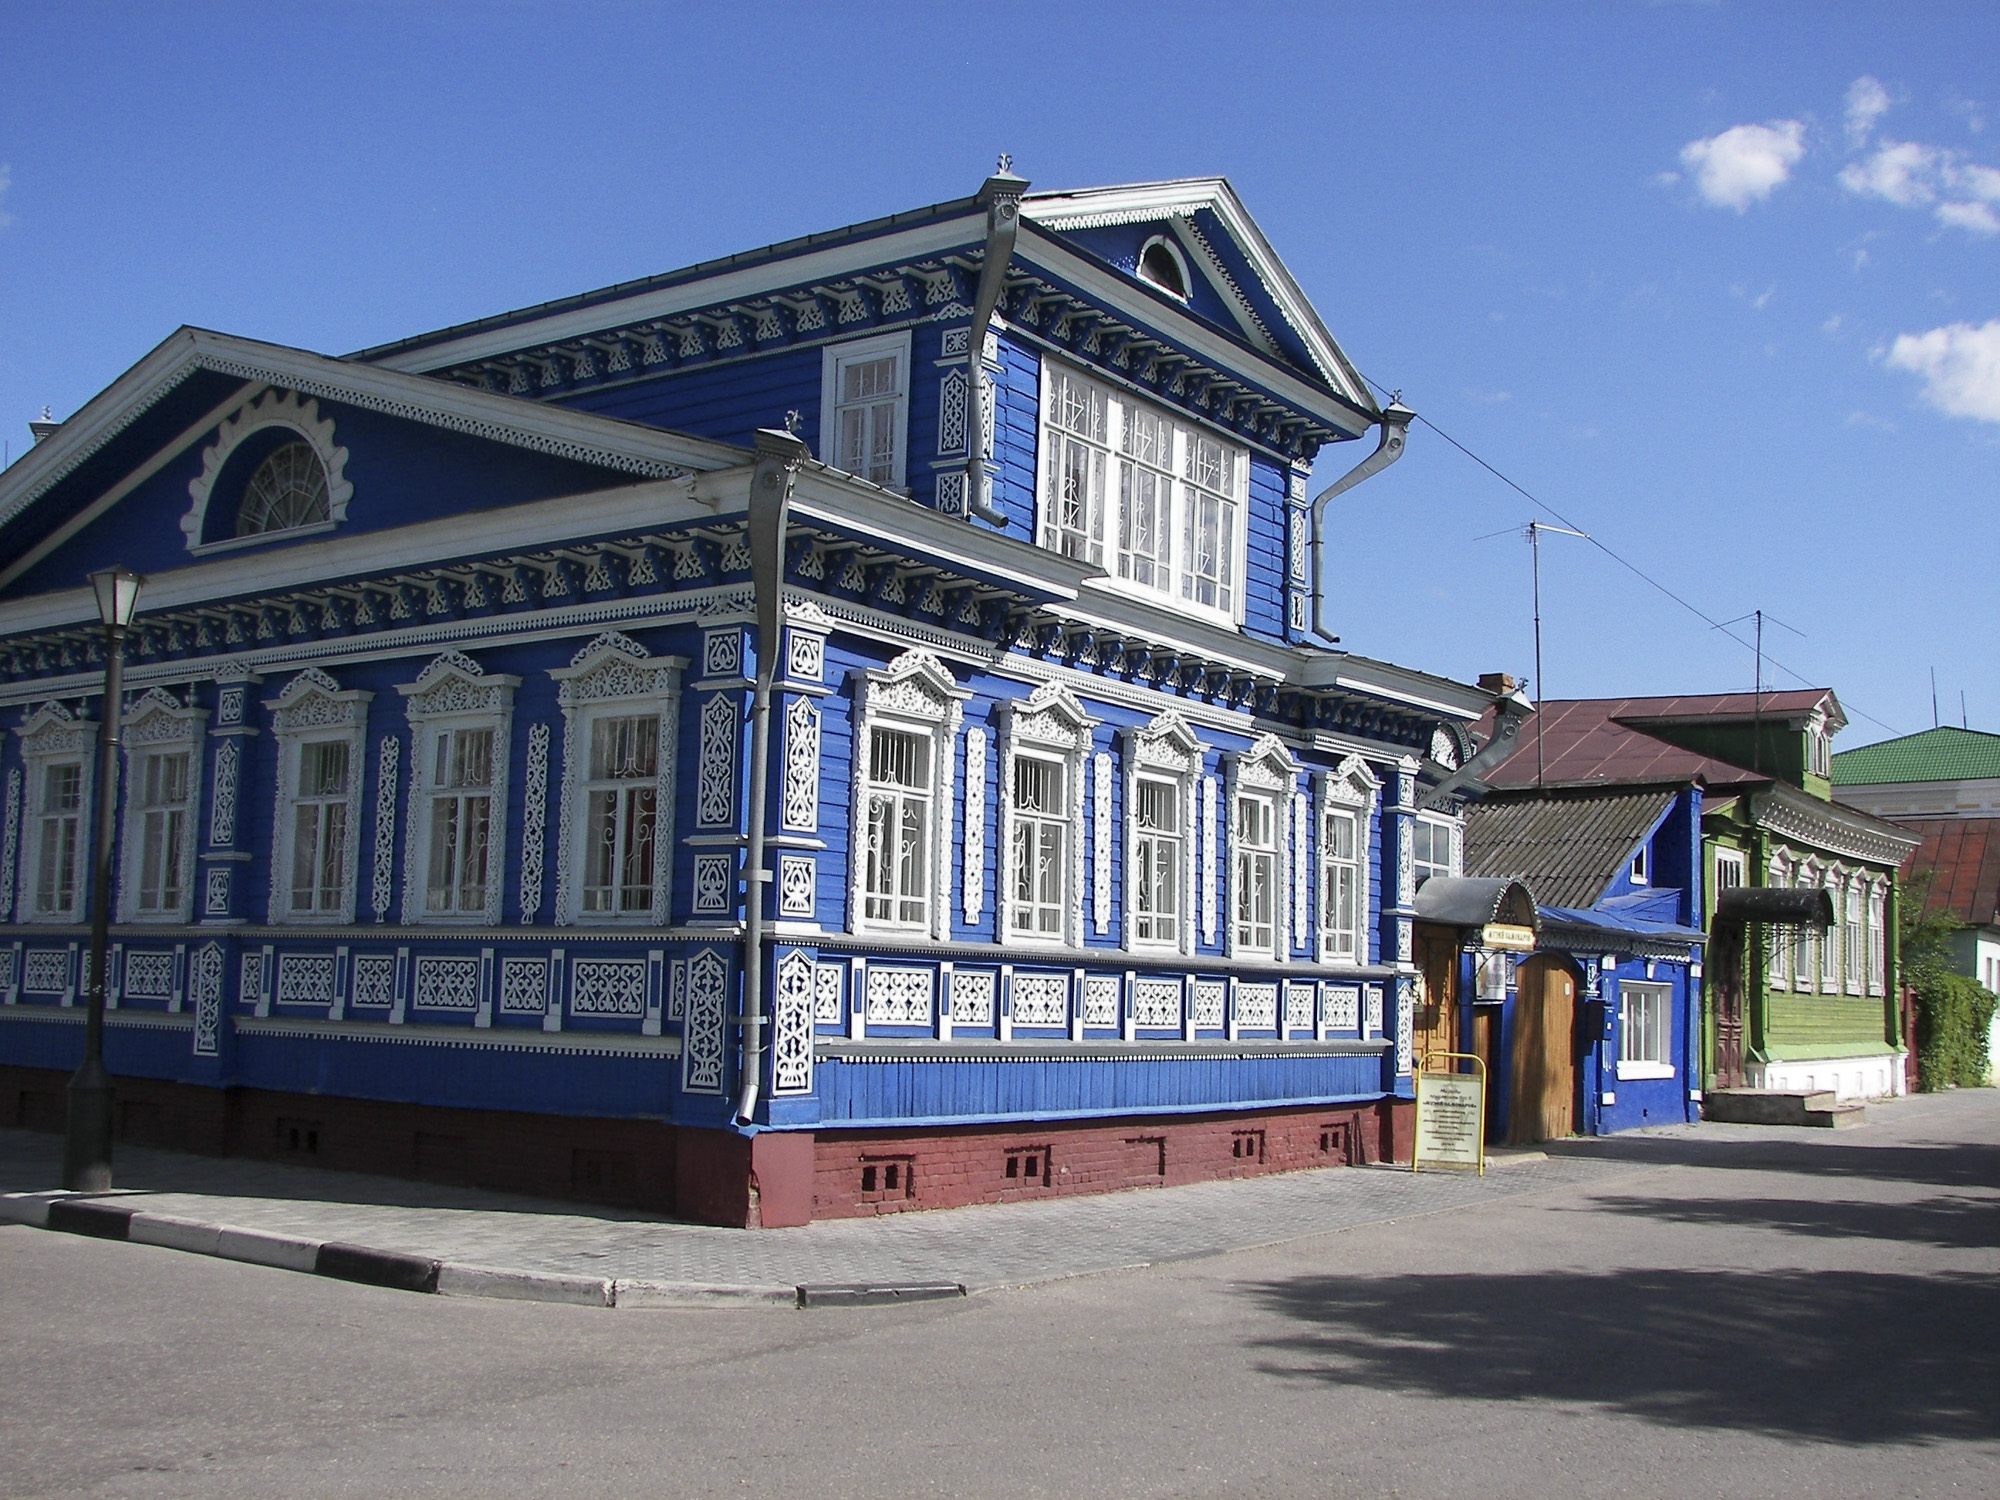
[89,564,143,629]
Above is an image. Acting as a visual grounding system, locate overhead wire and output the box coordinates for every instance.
[1353,373,1904,737]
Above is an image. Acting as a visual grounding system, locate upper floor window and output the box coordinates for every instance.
[822,330,911,491]
[550,634,682,927]
[267,669,371,925]
[1714,850,1745,893]
[15,703,95,923]
[1412,816,1457,891]
[1038,359,1246,623]
[239,442,330,536]
[1808,725,1831,777]
[1629,842,1650,885]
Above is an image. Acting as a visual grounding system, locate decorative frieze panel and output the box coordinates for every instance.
[1092,752,1113,936]
[1200,774,1218,946]
[239,950,266,1010]
[0,767,18,921]
[25,948,69,994]
[1082,974,1121,1027]
[786,627,825,684]
[570,958,646,1017]
[276,954,336,1007]
[414,956,480,1011]
[1285,981,1316,1032]
[782,697,820,833]
[190,943,224,1056]
[702,628,742,679]
[208,739,240,846]
[963,726,987,924]
[1291,791,1310,946]
[1236,982,1279,1030]
[518,723,550,921]
[692,854,734,916]
[772,950,816,1096]
[778,854,815,918]
[204,868,230,917]
[681,948,728,1094]
[1133,977,1182,1029]
[1364,984,1384,1037]
[351,955,396,1008]
[1010,972,1069,1028]
[123,951,176,1001]
[1396,979,1414,1075]
[814,962,846,1024]
[1324,984,1360,1032]
[696,693,738,828]
[1191,979,1226,1030]
[866,966,935,1027]
[370,735,399,922]
[948,969,995,1026]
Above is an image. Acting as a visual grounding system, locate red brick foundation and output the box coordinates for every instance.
[809,1099,1407,1220]
[2,1064,1405,1228]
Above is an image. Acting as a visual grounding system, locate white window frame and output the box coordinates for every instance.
[15,702,96,924]
[1819,868,1841,994]
[1713,849,1745,898]
[1629,842,1650,885]
[1316,754,1379,966]
[1137,233,1193,301]
[117,689,206,923]
[821,329,912,493]
[1412,814,1459,892]
[849,649,966,942]
[550,632,684,928]
[266,668,371,926]
[997,681,1094,949]
[398,652,518,926]
[1617,980,1675,1079]
[1793,861,1818,991]
[1036,357,1247,626]
[1123,710,1202,956]
[1866,882,1888,997]
[180,390,354,556]
[1842,875,1865,995]
[1226,735,1300,961]
[1767,855,1791,988]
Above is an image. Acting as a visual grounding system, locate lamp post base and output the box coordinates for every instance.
[63,1057,115,1192]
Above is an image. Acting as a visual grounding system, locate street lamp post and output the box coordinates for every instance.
[63,563,142,1193]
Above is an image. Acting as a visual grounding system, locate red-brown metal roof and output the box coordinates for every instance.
[1481,696,1823,790]
[1900,818,2000,928]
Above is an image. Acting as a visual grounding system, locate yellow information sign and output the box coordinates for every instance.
[1480,923,1537,952]
[1413,1051,1487,1175]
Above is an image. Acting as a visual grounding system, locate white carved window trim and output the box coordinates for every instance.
[1122,710,1202,957]
[849,649,967,942]
[549,632,685,928]
[1316,754,1379,966]
[1819,866,1842,995]
[181,390,354,555]
[1036,355,1248,627]
[397,652,519,927]
[997,682,1094,949]
[1768,854,1791,988]
[1866,881,1888,997]
[820,328,912,492]
[1793,860,1819,991]
[15,703,96,924]
[1226,735,1299,961]
[117,689,207,923]
[266,669,372,926]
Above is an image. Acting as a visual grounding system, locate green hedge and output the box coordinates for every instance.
[1913,973,1998,1091]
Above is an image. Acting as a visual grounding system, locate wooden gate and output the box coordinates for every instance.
[1509,955,1577,1144]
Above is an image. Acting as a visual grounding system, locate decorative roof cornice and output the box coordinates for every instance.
[1753,785,1920,868]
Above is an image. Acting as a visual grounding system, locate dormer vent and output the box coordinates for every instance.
[1138,235,1189,301]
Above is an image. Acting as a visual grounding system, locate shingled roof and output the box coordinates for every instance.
[1833,726,2000,787]
[1463,785,1677,910]
[1901,818,2000,928]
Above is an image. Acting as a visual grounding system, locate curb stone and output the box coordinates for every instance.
[2,1191,844,1310]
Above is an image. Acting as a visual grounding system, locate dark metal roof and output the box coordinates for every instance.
[1463,786,1677,910]
[1478,693,1840,791]
[1901,817,2000,928]
[1413,877,1539,929]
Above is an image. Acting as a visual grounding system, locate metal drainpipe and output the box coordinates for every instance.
[1419,688,1536,811]
[734,428,810,1129]
[1308,403,1414,644]
[962,167,1029,528]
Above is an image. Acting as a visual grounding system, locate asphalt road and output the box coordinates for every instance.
[5,1090,1997,1499]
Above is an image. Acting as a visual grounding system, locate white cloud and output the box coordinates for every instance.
[1884,319,2000,422]
[1936,200,1999,236]
[1845,76,1892,147]
[1680,121,1807,210]
[1840,140,1941,205]
[0,164,12,229]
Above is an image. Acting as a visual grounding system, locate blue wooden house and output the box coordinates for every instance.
[0,171,1524,1224]
[1455,784,1707,1140]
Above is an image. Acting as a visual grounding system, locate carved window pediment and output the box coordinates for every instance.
[1000,679,1097,751]
[550,632,686,708]
[398,650,521,719]
[1129,708,1202,775]
[1232,732,1300,791]
[123,689,207,747]
[17,702,95,758]
[859,648,970,720]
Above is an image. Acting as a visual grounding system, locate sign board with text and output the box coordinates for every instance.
[1413,1052,1487,1174]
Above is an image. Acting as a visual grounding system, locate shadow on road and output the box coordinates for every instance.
[1242,1270,2000,1444]
[1574,1191,2000,1251]
[1549,1134,2000,1193]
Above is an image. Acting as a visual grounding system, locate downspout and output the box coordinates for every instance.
[1420,686,1535,811]
[962,166,1028,528]
[734,428,810,1128]
[1309,402,1413,644]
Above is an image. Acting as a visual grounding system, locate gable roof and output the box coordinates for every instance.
[1901,818,2000,929]
[1464,785,1678,910]
[1833,726,2000,787]
[1481,691,1844,792]
[0,326,746,596]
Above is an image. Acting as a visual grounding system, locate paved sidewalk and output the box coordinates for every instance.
[0,1127,1647,1298]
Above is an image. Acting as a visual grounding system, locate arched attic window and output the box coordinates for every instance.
[1138,236,1190,301]
[238,441,330,536]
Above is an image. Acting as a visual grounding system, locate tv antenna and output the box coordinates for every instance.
[1717,610,1803,774]
[1478,520,1588,787]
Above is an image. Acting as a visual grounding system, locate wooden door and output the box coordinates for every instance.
[1509,956,1577,1144]
[1710,923,1745,1089]
[1413,927,1459,1070]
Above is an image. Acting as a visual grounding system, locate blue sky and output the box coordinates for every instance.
[1,2,1994,746]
